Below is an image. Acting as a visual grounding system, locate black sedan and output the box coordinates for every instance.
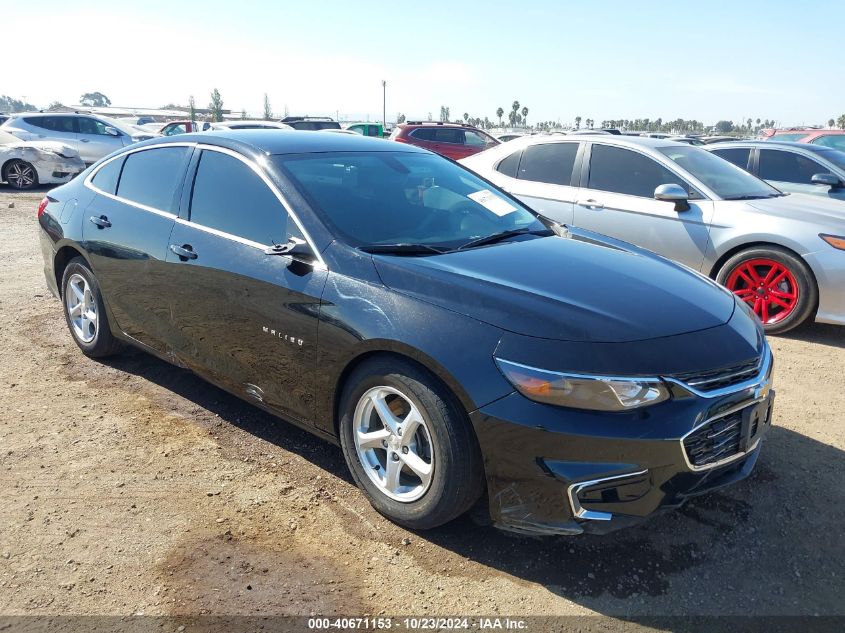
[37,131,774,535]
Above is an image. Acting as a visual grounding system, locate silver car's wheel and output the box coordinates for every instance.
[353,386,434,502]
[5,160,38,190]
[65,273,98,343]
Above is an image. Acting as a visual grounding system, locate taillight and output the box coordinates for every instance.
[37,198,49,219]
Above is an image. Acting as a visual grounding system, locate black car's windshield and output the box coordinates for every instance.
[275,151,546,250]
[659,145,782,200]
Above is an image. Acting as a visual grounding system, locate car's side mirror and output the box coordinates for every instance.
[654,183,691,211]
[104,126,121,137]
[264,236,315,262]
[811,173,842,188]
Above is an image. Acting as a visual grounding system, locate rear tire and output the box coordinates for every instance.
[61,257,123,357]
[4,159,38,190]
[338,357,484,530]
[717,246,816,334]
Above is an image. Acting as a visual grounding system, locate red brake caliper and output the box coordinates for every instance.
[726,259,799,324]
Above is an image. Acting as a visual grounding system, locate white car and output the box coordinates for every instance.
[0,129,85,190]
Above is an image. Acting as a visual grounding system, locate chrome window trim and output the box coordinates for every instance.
[82,142,327,270]
[567,469,649,521]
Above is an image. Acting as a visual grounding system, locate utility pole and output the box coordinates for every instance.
[382,80,386,130]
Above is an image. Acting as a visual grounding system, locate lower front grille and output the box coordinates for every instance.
[683,410,744,467]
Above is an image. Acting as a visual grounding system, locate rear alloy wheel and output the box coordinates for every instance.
[61,257,124,357]
[717,246,817,334]
[338,357,484,530]
[4,159,38,190]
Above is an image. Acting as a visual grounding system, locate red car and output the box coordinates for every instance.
[390,122,499,160]
[764,128,845,152]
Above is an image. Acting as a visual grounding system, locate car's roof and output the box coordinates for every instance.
[399,121,478,130]
[706,140,823,150]
[508,133,685,150]
[155,129,429,155]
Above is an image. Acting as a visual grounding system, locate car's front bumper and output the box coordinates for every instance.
[470,376,774,536]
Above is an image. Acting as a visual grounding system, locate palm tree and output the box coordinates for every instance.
[511,100,520,126]
[575,116,581,130]
[496,107,504,127]
[463,112,469,122]
[828,118,835,128]
[838,114,845,129]
[521,106,528,128]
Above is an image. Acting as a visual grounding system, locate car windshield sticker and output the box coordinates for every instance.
[468,189,517,217]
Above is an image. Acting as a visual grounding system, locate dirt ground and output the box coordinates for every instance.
[1,185,844,626]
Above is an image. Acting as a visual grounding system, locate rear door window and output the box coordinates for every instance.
[116,147,191,212]
[518,143,579,186]
[410,128,436,141]
[432,128,463,144]
[189,150,288,245]
[758,149,827,184]
[711,147,752,170]
[91,157,125,195]
[587,144,689,198]
[496,151,522,178]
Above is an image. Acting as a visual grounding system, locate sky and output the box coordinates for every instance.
[3,0,843,126]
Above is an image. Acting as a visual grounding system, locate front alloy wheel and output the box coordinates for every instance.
[353,386,434,502]
[338,357,484,530]
[718,246,817,334]
[5,159,38,190]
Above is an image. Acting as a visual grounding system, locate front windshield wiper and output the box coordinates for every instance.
[358,243,447,255]
[457,228,553,251]
[723,193,783,201]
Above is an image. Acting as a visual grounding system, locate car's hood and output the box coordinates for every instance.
[372,233,736,343]
[745,193,845,225]
[3,139,80,159]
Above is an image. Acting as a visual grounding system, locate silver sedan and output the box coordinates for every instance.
[461,134,845,333]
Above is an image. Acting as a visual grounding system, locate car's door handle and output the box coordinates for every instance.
[577,199,604,209]
[169,244,198,260]
[89,215,111,229]
[80,138,90,143]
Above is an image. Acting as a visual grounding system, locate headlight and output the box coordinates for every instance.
[495,358,670,411]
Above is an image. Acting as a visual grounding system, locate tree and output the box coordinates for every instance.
[439,105,450,122]
[47,101,65,111]
[838,115,845,129]
[715,120,734,134]
[241,108,248,120]
[188,95,196,122]
[0,95,37,112]
[521,106,528,128]
[209,88,224,122]
[263,93,273,120]
[575,116,582,130]
[828,118,835,128]
[496,107,504,126]
[511,101,520,126]
[463,112,469,122]
[79,92,111,107]
[397,113,406,124]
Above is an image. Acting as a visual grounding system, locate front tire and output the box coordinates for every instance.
[61,257,123,357]
[4,159,38,190]
[717,246,817,334]
[338,357,484,530]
